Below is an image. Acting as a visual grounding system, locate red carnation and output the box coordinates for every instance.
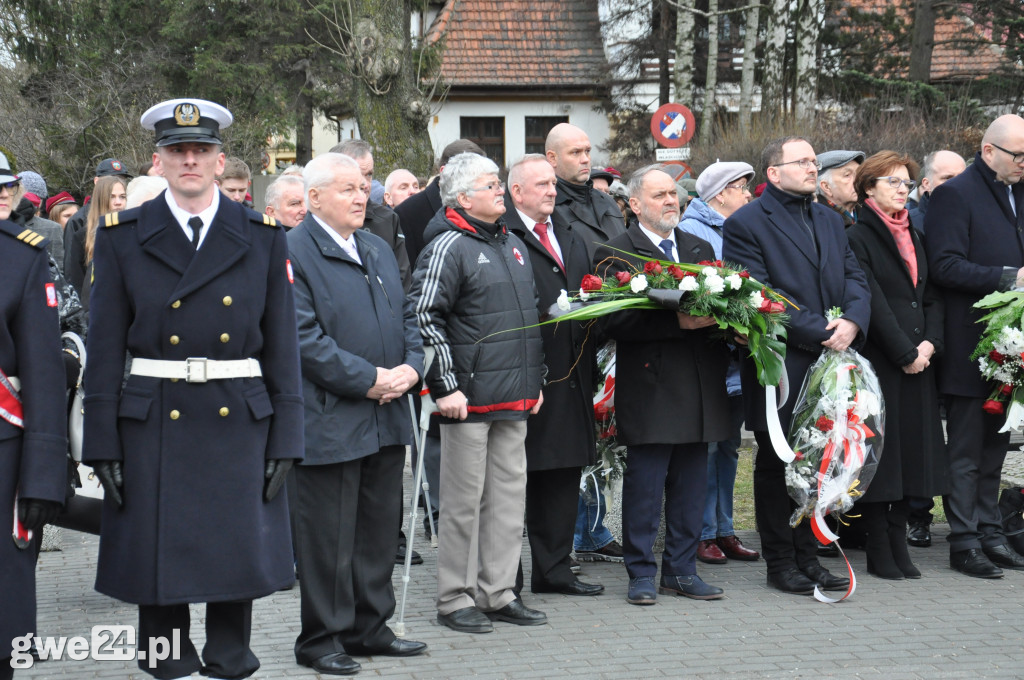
[643,261,662,275]
[614,270,632,285]
[1002,384,1014,396]
[738,270,750,279]
[990,350,1005,364]
[815,415,834,432]
[667,265,686,280]
[983,399,1006,415]
[581,274,604,291]
[697,260,715,267]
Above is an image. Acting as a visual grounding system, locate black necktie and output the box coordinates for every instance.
[188,216,203,251]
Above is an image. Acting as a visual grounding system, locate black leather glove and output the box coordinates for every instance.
[17,498,63,533]
[264,459,293,502]
[93,460,124,507]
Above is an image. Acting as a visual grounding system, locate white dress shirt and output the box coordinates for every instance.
[164,188,220,250]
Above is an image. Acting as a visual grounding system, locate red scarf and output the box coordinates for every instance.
[866,198,917,287]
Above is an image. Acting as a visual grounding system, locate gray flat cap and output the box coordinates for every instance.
[695,161,754,202]
[817,150,866,173]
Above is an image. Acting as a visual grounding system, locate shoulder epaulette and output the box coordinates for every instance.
[260,213,278,228]
[242,204,279,228]
[10,227,48,249]
[100,206,140,229]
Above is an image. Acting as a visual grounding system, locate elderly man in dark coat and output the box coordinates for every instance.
[505,154,603,597]
[83,99,303,680]
[723,136,871,596]
[595,165,732,606]
[926,114,1024,578]
[0,169,67,680]
[287,153,427,676]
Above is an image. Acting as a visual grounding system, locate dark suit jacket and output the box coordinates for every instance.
[505,205,597,471]
[554,180,626,262]
[925,153,1024,397]
[594,224,730,446]
[722,184,871,429]
[362,201,412,291]
[394,177,442,267]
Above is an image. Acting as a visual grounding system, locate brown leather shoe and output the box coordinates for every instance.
[717,535,760,561]
[696,539,727,564]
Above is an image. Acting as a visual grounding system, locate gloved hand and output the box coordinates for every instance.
[17,498,63,533]
[93,460,124,507]
[264,459,293,502]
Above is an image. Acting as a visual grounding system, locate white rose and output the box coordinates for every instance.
[704,273,725,294]
[630,274,649,293]
[702,267,717,277]
[750,291,765,308]
[678,276,699,292]
[726,273,743,290]
[556,289,571,311]
[579,290,590,301]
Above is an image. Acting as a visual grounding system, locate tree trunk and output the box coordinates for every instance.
[738,0,759,136]
[659,0,672,105]
[699,0,719,146]
[793,0,820,124]
[347,0,433,175]
[761,0,789,122]
[673,0,696,105]
[908,0,936,82]
[295,88,314,166]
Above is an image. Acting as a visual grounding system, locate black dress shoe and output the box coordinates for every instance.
[369,639,427,657]
[533,578,604,596]
[802,564,850,591]
[299,652,361,675]
[396,544,423,565]
[437,606,493,633]
[907,522,931,547]
[766,568,817,595]
[950,548,1003,578]
[484,599,548,626]
[983,544,1024,570]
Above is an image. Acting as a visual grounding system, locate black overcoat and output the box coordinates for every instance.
[925,153,1024,397]
[595,224,731,446]
[394,177,442,267]
[82,193,304,606]
[554,181,627,262]
[0,221,67,654]
[722,185,872,430]
[506,207,597,471]
[847,206,949,501]
[287,215,424,465]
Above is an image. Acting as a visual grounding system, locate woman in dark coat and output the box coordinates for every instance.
[847,150,949,580]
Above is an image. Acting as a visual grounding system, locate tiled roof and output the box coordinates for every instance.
[841,0,1012,82]
[426,0,608,90]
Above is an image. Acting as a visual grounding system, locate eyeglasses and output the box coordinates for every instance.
[773,158,821,171]
[875,176,917,190]
[725,181,751,192]
[468,181,505,194]
[0,180,20,193]
[991,143,1024,164]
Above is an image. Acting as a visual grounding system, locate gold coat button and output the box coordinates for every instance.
[220,333,230,343]
[219,407,230,417]
[169,410,180,420]
[171,300,181,309]
[170,335,180,345]
[222,296,233,306]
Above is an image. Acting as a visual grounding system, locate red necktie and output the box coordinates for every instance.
[534,222,564,271]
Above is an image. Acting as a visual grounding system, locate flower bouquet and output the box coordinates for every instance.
[548,248,792,387]
[581,342,627,515]
[970,289,1024,432]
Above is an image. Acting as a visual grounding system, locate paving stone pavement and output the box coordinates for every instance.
[16,454,1024,680]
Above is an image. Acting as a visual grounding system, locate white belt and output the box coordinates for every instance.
[130,357,262,383]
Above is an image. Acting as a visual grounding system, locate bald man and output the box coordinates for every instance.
[909,150,967,233]
[384,169,420,208]
[545,123,626,262]
[926,114,1024,578]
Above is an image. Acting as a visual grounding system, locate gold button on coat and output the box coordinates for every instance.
[170,335,180,345]
[171,300,181,309]
[169,410,180,420]
[222,296,232,306]
[220,333,230,343]
[219,407,230,417]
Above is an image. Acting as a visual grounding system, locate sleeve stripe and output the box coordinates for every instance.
[414,231,461,392]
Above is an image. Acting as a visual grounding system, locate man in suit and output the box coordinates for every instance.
[288,153,426,675]
[926,114,1024,578]
[83,99,303,679]
[722,136,871,596]
[594,165,731,605]
[504,154,604,597]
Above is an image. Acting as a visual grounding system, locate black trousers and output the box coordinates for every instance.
[292,447,404,662]
[137,601,256,679]
[516,466,583,593]
[753,431,820,575]
[943,396,1011,552]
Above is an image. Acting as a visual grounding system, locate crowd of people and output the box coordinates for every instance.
[3,96,1024,679]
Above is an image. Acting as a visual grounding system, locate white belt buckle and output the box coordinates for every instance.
[185,357,209,383]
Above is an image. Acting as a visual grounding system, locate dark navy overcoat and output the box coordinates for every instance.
[82,193,304,605]
[0,221,67,652]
